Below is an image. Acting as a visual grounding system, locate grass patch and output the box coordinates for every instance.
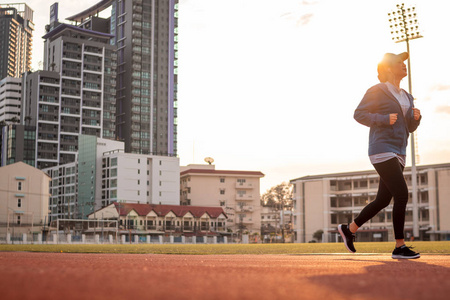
[1,241,449,255]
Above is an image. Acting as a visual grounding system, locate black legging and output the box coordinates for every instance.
[354,158,408,240]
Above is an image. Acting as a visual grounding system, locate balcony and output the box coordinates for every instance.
[236,194,253,201]
[240,217,254,224]
[236,206,253,212]
[235,182,254,189]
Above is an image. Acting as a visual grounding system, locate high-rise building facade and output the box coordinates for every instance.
[0,3,34,78]
[22,23,117,168]
[68,0,179,156]
[22,70,60,169]
[113,0,178,156]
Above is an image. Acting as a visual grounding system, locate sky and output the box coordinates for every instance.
[5,0,450,193]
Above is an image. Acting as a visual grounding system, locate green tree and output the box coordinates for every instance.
[260,182,293,209]
[260,182,293,243]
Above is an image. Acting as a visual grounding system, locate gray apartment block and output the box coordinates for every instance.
[113,0,178,156]
[22,23,117,169]
[22,70,60,169]
[0,3,34,78]
[68,0,179,156]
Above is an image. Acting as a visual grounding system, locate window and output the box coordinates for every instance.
[18,182,22,191]
[18,199,22,208]
[220,189,225,195]
[17,215,21,225]
[111,157,117,166]
[237,178,246,184]
[220,178,225,183]
[220,201,225,206]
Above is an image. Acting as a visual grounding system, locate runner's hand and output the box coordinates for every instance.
[389,113,398,125]
[413,108,421,120]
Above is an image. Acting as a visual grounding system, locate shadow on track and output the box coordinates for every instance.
[307,258,450,300]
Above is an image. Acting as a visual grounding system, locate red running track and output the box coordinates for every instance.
[1,252,449,300]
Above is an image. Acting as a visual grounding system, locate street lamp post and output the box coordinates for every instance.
[388,3,422,238]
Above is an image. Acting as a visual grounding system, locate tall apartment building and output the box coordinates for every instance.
[0,76,21,123]
[290,163,450,243]
[21,22,117,168]
[21,70,59,169]
[0,3,34,78]
[180,164,264,235]
[67,0,179,156]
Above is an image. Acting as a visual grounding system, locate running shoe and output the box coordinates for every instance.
[338,224,356,253]
[392,245,420,259]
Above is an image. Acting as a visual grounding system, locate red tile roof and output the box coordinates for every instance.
[113,202,227,218]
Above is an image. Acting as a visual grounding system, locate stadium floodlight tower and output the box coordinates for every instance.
[388,3,422,239]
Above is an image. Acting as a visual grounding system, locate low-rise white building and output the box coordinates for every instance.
[44,135,180,220]
[290,163,450,243]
